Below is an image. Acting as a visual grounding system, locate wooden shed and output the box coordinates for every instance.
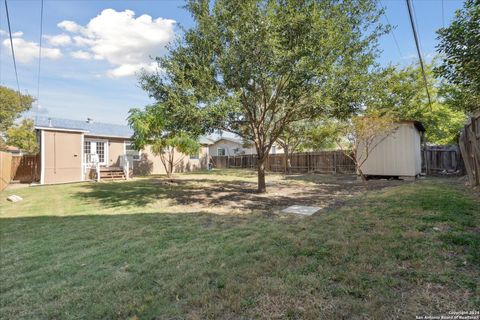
[359,121,426,179]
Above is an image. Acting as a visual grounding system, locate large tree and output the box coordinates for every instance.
[140,0,387,192]
[435,0,480,113]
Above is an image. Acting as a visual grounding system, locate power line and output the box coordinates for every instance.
[405,0,432,109]
[441,0,445,28]
[4,0,22,105]
[380,0,403,59]
[35,0,44,122]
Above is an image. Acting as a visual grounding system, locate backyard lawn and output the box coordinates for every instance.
[0,170,479,319]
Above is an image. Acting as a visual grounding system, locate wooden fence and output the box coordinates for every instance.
[0,151,13,191]
[424,145,464,175]
[212,147,465,176]
[459,112,480,186]
[212,151,356,174]
[0,153,40,191]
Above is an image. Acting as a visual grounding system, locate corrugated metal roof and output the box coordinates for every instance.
[35,117,133,138]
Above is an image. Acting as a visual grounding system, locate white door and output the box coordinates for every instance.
[84,140,108,166]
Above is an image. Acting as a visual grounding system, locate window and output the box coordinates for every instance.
[217,148,226,156]
[125,142,140,161]
[96,142,105,163]
[190,152,199,160]
[84,141,91,155]
[271,146,276,154]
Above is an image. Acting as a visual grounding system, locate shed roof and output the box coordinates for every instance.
[398,120,426,132]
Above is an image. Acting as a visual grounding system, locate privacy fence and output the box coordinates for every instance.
[424,145,464,175]
[212,151,356,174]
[0,151,13,191]
[0,153,40,191]
[459,112,480,187]
[212,146,465,176]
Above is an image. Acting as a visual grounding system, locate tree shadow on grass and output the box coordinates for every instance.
[73,175,362,214]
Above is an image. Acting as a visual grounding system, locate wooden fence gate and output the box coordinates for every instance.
[11,154,40,183]
[459,112,480,186]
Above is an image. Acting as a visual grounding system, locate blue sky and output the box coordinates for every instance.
[0,0,463,125]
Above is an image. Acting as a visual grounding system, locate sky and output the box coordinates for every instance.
[0,0,464,125]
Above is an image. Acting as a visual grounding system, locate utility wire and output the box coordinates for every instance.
[380,0,403,59]
[441,0,445,28]
[4,0,22,105]
[35,0,44,122]
[405,0,432,109]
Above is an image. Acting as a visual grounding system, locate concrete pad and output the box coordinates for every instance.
[6,195,23,202]
[281,205,320,216]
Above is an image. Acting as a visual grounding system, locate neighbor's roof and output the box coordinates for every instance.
[198,136,215,145]
[35,117,133,138]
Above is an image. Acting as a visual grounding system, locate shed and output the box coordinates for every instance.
[358,121,426,179]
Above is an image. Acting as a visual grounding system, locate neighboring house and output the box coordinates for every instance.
[358,121,426,179]
[35,117,211,184]
[205,133,283,156]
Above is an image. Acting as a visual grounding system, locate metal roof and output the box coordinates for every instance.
[35,117,133,138]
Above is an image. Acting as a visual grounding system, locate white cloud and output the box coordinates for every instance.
[70,50,92,60]
[44,34,71,46]
[58,20,83,33]
[59,9,175,77]
[106,62,157,78]
[2,37,62,63]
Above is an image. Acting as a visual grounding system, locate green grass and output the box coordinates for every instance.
[0,171,479,319]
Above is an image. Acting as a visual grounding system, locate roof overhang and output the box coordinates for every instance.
[35,126,88,133]
[397,120,426,132]
[84,133,132,139]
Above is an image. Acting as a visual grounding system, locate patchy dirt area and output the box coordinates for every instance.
[145,170,415,215]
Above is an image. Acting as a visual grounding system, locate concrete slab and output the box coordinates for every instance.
[281,205,320,216]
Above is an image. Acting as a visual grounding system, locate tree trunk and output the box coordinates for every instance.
[257,160,266,193]
[284,145,289,174]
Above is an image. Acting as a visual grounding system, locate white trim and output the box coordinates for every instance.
[35,126,88,133]
[85,133,131,139]
[40,130,45,184]
[85,137,109,142]
[80,133,85,181]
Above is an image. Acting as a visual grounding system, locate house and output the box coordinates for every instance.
[205,133,283,156]
[36,117,135,184]
[358,121,426,179]
[35,117,211,184]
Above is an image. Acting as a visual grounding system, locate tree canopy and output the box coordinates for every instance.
[0,86,34,132]
[0,86,35,151]
[128,104,200,178]
[435,0,480,113]
[5,119,38,154]
[367,63,466,145]
[139,0,387,192]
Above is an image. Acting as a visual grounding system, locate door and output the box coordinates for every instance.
[84,140,108,166]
